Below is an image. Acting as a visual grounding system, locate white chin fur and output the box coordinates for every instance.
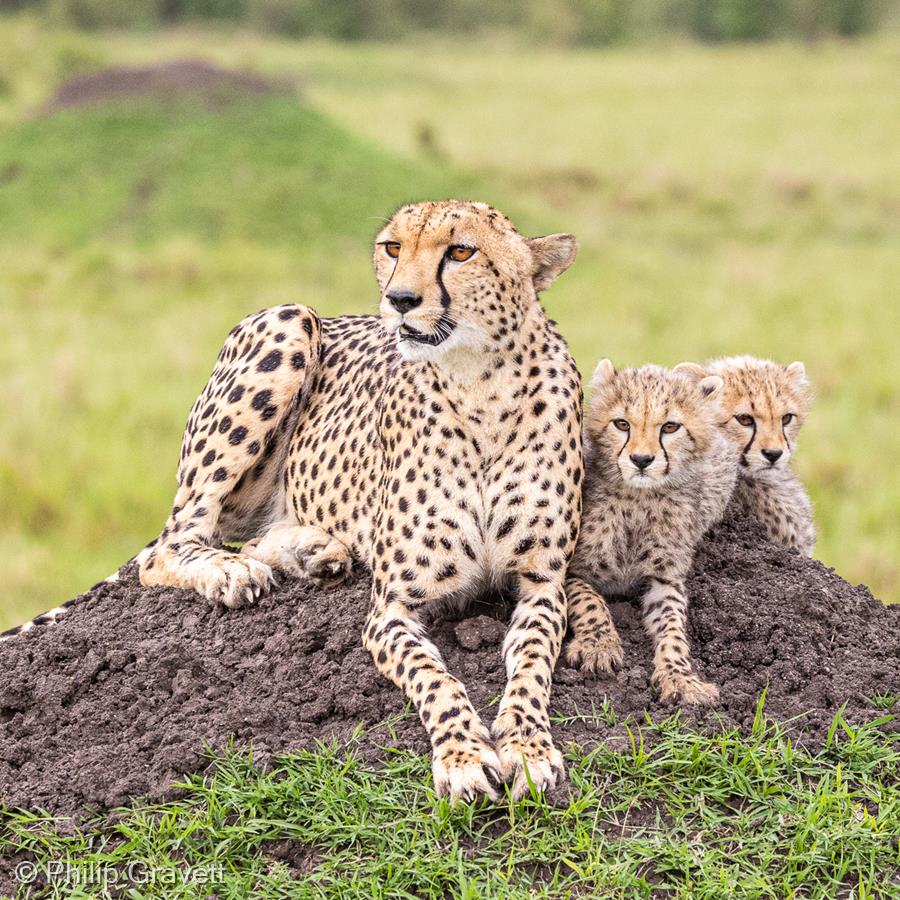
[621,469,666,488]
[395,323,489,363]
[747,456,790,475]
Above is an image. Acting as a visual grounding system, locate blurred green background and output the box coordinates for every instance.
[1,2,898,628]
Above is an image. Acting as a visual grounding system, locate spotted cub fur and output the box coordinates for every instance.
[565,361,735,705]
[676,356,814,557]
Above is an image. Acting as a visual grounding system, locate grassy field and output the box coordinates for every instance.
[3,706,899,897]
[0,19,898,626]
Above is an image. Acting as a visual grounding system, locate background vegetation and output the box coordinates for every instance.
[0,11,898,628]
[2,0,897,42]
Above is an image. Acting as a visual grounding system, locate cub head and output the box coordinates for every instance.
[374,200,577,362]
[674,355,811,476]
[586,360,724,489]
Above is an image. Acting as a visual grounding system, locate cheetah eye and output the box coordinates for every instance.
[782,413,794,426]
[447,245,477,263]
[383,242,401,259]
[735,414,754,427]
[661,422,681,434]
[613,419,630,432]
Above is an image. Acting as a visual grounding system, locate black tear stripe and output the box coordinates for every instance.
[741,420,757,467]
[436,255,452,309]
[659,435,670,475]
[616,435,630,467]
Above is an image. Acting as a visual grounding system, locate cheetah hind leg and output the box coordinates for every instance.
[242,523,352,586]
[140,303,321,609]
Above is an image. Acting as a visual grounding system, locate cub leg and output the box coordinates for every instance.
[140,304,321,607]
[563,576,624,674]
[641,577,718,705]
[363,594,501,805]
[491,575,568,799]
[243,522,352,586]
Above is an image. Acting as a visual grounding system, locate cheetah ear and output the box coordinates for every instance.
[589,358,616,392]
[673,362,707,381]
[698,375,723,399]
[526,234,578,292]
[786,361,808,385]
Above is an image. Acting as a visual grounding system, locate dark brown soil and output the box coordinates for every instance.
[0,511,896,817]
[44,60,291,113]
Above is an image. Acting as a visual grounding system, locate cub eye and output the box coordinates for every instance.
[782,413,794,426]
[613,419,630,432]
[383,242,401,259]
[448,245,476,262]
[736,414,755,427]
[661,422,681,434]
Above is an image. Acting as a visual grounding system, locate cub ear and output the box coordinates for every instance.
[589,358,616,392]
[698,375,723,399]
[526,234,578,292]
[673,362,707,381]
[786,360,808,385]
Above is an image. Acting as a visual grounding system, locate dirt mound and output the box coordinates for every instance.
[0,511,896,816]
[44,59,290,113]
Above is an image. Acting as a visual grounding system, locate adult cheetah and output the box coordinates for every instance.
[135,201,584,802]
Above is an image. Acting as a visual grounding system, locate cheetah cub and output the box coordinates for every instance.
[676,356,815,557]
[565,361,736,705]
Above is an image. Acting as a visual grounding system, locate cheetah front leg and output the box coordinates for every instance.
[140,304,321,607]
[363,595,501,804]
[563,576,624,674]
[491,575,568,799]
[641,577,719,706]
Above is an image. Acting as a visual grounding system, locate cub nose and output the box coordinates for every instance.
[386,290,423,315]
[629,453,655,471]
[761,448,783,464]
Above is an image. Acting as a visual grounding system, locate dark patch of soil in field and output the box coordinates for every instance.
[0,512,897,820]
[43,59,292,114]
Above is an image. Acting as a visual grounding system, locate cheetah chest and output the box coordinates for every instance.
[376,395,575,603]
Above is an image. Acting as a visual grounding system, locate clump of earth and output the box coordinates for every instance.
[44,59,291,113]
[0,510,896,817]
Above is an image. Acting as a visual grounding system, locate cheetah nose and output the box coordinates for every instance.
[629,453,655,471]
[762,448,783,463]
[387,290,423,315]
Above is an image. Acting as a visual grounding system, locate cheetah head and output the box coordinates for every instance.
[373,200,577,362]
[675,356,811,476]
[587,360,724,489]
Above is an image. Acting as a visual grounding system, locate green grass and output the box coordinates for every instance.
[0,16,898,620]
[3,705,898,898]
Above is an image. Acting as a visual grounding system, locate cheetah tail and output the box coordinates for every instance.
[0,541,157,641]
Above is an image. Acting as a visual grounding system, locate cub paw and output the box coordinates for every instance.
[657,672,720,706]
[492,717,564,800]
[564,628,624,675]
[432,732,502,805]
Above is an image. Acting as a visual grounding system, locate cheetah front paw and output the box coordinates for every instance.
[196,554,276,609]
[492,717,564,800]
[656,672,720,706]
[564,628,624,675]
[431,733,502,805]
